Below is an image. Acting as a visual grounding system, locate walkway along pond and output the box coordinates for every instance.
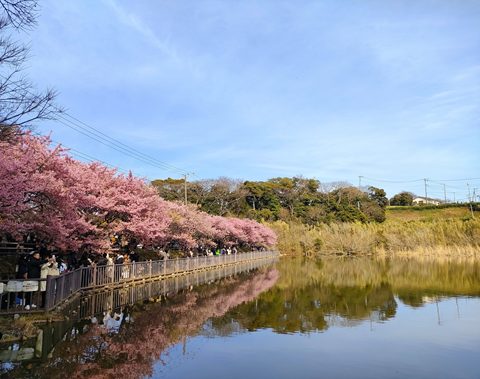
[0,251,279,315]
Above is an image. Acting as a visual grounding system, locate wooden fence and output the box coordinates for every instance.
[0,251,278,314]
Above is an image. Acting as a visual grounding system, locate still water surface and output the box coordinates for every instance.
[2,256,480,378]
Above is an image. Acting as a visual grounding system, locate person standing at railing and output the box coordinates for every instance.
[129,249,139,263]
[24,251,45,309]
[40,254,59,307]
[106,254,114,283]
[115,254,124,282]
[97,253,108,267]
[79,252,94,287]
[15,254,29,280]
[79,252,93,268]
[157,249,168,260]
[122,255,131,279]
[58,257,68,274]
[12,252,30,308]
[66,251,78,270]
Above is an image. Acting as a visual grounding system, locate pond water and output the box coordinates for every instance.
[1,256,480,379]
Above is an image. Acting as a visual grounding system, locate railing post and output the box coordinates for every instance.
[0,249,280,315]
[93,265,97,287]
[57,274,65,303]
[44,275,56,310]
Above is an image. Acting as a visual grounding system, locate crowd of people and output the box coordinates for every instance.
[0,234,272,312]
[13,241,267,276]
[13,251,60,310]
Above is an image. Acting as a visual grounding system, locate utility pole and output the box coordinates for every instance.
[423,178,428,205]
[356,176,363,210]
[443,183,447,204]
[183,172,195,205]
[467,183,475,218]
[453,192,456,203]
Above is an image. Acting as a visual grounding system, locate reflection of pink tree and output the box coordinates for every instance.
[0,133,276,251]
[27,269,278,379]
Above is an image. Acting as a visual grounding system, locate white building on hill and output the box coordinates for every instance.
[412,197,441,206]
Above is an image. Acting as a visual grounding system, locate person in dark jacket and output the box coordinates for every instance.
[25,251,45,309]
[129,251,139,263]
[79,253,92,268]
[27,252,44,279]
[97,253,108,266]
[16,254,29,279]
[66,251,78,270]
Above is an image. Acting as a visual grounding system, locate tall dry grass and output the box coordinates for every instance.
[269,219,480,257]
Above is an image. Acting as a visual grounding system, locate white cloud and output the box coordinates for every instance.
[103,0,180,63]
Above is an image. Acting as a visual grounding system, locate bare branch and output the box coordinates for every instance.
[0,0,38,30]
[0,1,61,140]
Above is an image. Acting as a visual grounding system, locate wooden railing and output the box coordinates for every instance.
[0,251,278,314]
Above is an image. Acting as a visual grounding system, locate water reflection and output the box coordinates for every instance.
[1,256,479,379]
[219,257,480,334]
[1,262,278,379]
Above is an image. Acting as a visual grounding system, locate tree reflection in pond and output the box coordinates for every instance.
[214,256,480,334]
[3,256,480,379]
[3,268,278,379]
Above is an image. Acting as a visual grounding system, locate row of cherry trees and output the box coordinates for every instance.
[0,133,277,252]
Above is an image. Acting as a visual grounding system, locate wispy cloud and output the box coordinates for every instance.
[27,0,480,197]
[103,0,180,62]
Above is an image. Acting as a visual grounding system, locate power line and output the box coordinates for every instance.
[360,175,479,204]
[433,177,480,182]
[362,176,480,184]
[58,113,188,174]
[428,180,465,190]
[56,116,187,174]
[60,146,131,175]
[362,176,424,183]
[55,117,187,175]
[0,74,191,176]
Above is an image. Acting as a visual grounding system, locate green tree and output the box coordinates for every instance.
[151,178,184,202]
[390,191,414,206]
[243,181,281,220]
[368,186,389,208]
[197,178,245,216]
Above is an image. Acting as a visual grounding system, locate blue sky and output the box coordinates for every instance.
[24,0,480,198]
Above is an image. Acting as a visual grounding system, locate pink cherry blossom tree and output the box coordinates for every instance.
[0,133,277,252]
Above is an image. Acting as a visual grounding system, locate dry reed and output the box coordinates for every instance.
[269,219,480,257]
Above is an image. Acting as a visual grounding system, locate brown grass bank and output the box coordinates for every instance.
[269,219,480,257]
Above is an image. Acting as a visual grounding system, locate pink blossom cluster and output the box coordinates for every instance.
[0,133,277,251]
